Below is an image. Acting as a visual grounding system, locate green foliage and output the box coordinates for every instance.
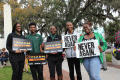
[106,53,112,62]
[104,20,120,43]
[0,0,120,37]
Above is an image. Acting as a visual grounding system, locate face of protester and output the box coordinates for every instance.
[29,25,36,33]
[66,22,73,32]
[50,26,57,35]
[83,24,91,34]
[15,23,22,32]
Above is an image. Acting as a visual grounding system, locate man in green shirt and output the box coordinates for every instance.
[26,23,43,80]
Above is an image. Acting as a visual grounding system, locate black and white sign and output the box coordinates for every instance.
[62,34,79,48]
[76,40,100,58]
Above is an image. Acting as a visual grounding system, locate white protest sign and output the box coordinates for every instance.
[76,40,100,58]
[62,34,79,48]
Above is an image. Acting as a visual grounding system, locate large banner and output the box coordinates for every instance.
[62,34,79,48]
[44,41,63,53]
[75,40,100,58]
[28,53,47,65]
[12,38,32,51]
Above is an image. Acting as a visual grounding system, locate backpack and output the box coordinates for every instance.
[115,31,120,43]
[112,48,120,60]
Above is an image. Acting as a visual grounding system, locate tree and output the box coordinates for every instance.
[104,20,120,43]
[1,0,120,38]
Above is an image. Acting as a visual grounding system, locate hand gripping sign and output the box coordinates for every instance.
[75,40,100,58]
[62,34,79,48]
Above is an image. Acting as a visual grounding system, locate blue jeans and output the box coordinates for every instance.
[83,56,102,80]
[1,57,8,65]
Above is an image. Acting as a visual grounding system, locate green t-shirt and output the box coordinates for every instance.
[26,33,43,53]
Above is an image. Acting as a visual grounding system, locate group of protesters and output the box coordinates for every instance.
[5,21,108,80]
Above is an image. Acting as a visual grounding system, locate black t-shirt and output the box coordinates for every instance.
[82,36,96,41]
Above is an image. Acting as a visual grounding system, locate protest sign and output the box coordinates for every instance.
[28,53,47,65]
[76,40,100,58]
[12,38,32,51]
[62,34,79,48]
[44,41,63,53]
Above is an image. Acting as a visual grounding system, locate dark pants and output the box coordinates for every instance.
[10,60,24,80]
[67,58,82,80]
[1,57,8,65]
[30,65,43,80]
[48,60,63,78]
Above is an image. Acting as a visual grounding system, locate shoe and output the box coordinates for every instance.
[1,66,3,69]
[58,75,63,80]
[50,77,55,80]
[103,68,107,71]
[23,71,25,72]
[4,63,6,66]
[27,71,29,73]
[101,68,104,70]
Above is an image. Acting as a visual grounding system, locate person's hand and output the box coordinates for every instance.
[46,54,48,58]
[26,55,30,59]
[41,50,44,53]
[15,50,22,53]
[41,43,44,48]
[23,50,27,53]
[98,45,103,52]
[74,45,76,50]
[50,52,57,54]
[61,39,63,44]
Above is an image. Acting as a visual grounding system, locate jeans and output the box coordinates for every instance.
[1,57,8,65]
[83,56,102,80]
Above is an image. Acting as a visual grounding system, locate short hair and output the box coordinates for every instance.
[50,25,57,30]
[29,23,36,28]
[2,48,6,51]
[84,22,92,26]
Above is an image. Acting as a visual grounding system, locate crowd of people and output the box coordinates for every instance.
[0,21,109,80]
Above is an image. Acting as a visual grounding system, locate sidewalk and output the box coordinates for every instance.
[43,59,120,80]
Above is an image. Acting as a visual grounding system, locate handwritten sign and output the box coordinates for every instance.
[76,40,100,58]
[62,34,79,48]
[12,38,32,51]
[44,41,63,53]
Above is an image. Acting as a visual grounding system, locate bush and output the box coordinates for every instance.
[106,53,112,62]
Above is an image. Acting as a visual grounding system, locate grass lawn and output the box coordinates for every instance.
[106,53,112,62]
[0,66,33,80]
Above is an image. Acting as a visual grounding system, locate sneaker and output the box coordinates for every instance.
[27,71,29,73]
[4,63,6,66]
[103,68,107,71]
[1,66,3,69]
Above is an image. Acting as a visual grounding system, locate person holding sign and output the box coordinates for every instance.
[26,23,43,80]
[76,22,107,80]
[64,22,82,80]
[6,23,27,80]
[46,25,63,80]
